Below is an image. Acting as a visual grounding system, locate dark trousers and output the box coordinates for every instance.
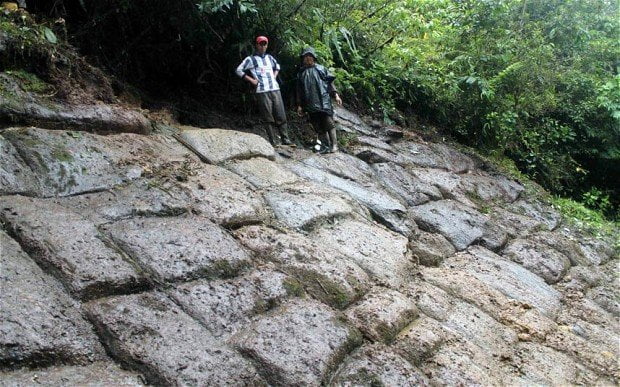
[255,90,290,145]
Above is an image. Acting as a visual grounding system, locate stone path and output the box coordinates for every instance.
[0,110,618,386]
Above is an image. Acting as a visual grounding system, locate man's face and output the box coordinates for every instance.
[303,54,315,67]
[256,41,268,54]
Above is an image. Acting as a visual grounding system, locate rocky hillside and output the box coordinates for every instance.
[0,99,618,385]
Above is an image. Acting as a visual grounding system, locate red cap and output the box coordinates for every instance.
[256,36,268,44]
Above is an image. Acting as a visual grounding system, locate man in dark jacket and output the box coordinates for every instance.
[296,47,342,153]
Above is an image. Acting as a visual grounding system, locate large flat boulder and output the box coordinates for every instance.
[332,344,429,386]
[289,162,412,235]
[232,299,362,386]
[0,362,145,386]
[345,287,419,343]
[103,216,252,283]
[333,106,373,135]
[1,127,194,197]
[372,163,442,206]
[503,238,571,284]
[52,178,190,225]
[441,301,518,358]
[410,199,489,250]
[0,196,147,300]
[179,164,268,227]
[85,291,264,386]
[0,231,105,369]
[177,127,275,164]
[264,182,358,230]
[313,218,414,288]
[0,134,39,195]
[393,315,450,365]
[301,152,376,183]
[225,157,299,188]
[509,198,562,231]
[234,226,371,309]
[409,230,456,266]
[171,268,301,339]
[421,338,510,385]
[435,246,563,318]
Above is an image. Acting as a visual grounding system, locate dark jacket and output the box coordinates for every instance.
[296,64,337,115]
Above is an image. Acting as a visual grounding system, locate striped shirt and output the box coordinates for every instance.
[235,53,281,93]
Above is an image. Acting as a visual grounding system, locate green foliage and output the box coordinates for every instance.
[551,196,619,248]
[4,70,51,93]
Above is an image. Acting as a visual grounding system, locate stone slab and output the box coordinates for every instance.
[409,230,456,266]
[503,238,571,284]
[2,127,194,197]
[510,198,562,231]
[232,299,362,386]
[0,231,104,369]
[52,179,190,225]
[180,164,268,227]
[300,152,375,183]
[439,246,563,318]
[170,268,301,339]
[288,162,412,235]
[0,134,39,195]
[331,344,429,386]
[264,183,357,230]
[0,196,147,300]
[225,157,299,188]
[394,315,450,365]
[178,127,275,164]
[313,219,414,288]
[0,362,145,386]
[345,287,419,343]
[85,291,263,386]
[372,163,442,206]
[441,301,517,358]
[410,199,489,250]
[103,216,252,283]
[234,226,371,309]
[508,343,596,386]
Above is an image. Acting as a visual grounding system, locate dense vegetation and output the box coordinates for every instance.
[14,0,620,217]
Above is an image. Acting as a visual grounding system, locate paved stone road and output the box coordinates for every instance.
[1,110,618,385]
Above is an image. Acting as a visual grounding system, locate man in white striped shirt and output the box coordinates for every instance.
[236,36,291,146]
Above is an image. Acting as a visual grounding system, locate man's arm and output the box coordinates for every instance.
[235,57,258,86]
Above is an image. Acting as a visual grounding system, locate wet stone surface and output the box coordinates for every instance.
[372,162,442,206]
[85,291,264,386]
[313,218,414,288]
[503,237,572,284]
[331,343,430,386]
[0,362,145,386]
[288,162,412,235]
[233,225,371,309]
[2,127,194,197]
[103,215,252,283]
[0,231,104,369]
[178,127,275,164]
[232,299,362,386]
[410,199,490,250]
[345,287,419,343]
[170,268,301,339]
[0,196,147,300]
[0,134,40,195]
[225,157,299,188]
[264,182,357,230]
[0,112,617,385]
[180,163,268,227]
